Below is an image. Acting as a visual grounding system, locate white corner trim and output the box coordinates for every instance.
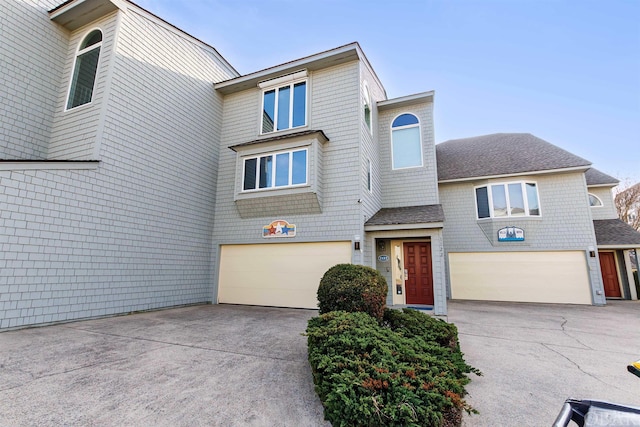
[0,161,100,171]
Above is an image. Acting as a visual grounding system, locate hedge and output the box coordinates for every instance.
[306,309,480,426]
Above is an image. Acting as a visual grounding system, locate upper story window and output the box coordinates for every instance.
[243,148,308,191]
[588,193,603,207]
[475,181,541,219]
[260,71,307,134]
[363,83,372,132]
[391,113,422,169]
[66,29,102,110]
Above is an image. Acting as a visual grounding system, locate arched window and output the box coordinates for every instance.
[391,113,422,169]
[363,83,371,132]
[588,193,603,207]
[66,29,103,110]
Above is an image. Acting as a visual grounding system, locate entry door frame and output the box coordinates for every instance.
[598,250,623,298]
[403,241,434,305]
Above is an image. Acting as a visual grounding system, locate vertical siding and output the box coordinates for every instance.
[0,0,68,159]
[378,103,438,208]
[0,4,236,329]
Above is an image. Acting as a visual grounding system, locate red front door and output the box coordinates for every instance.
[599,251,622,298]
[404,242,434,305]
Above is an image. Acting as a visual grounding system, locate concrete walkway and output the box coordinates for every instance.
[0,305,329,427]
[2,301,639,426]
[451,300,640,426]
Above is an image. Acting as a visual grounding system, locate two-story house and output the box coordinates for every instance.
[1,0,638,330]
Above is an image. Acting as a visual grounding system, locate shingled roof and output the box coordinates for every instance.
[436,133,591,182]
[585,168,619,187]
[593,219,640,246]
[365,205,444,227]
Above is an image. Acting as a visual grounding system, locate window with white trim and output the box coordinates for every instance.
[66,29,102,110]
[391,113,422,169]
[588,193,603,207]
[242,148,307,191]
[363,83,372,132]
[475,182,541,219]
[260,73,307,133]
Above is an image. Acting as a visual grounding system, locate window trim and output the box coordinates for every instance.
[475,181,542,219]
[390,113,423,170]
[367,158,372,193]
[363,82,372,133]
[259,72,308,134]
[588,193,603,207]
[241,147,309,192]
[65,28,103,112]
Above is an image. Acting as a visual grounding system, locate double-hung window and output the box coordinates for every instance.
[476,182,540,219]
[260,72,307,133]
[243,148,307,191]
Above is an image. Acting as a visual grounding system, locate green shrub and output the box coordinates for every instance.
[306,310,480,427]
[317,264,388,321]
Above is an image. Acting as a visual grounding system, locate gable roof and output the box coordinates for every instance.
[436,133,592,182]
[593,219,640,247]
[585,168,619,187]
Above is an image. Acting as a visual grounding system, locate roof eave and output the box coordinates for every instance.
[364,222,444,232]
[49,0,123,31]
[377,91,434,111]
[214,43,362,95]
[438,165,591,184]
[597,244,640,249]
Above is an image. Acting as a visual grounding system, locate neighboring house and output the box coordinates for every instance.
[587,170,640,298]
[437,134,640,304]
[1,0,638,330]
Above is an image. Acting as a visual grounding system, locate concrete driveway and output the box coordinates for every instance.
[0,305,329,427]
[2,301,639,426]
[451,300,640,426]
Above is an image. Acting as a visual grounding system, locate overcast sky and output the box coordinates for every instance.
[135,0,640,183]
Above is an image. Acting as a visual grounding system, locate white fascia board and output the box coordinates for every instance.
[377,91,435,110]
[215,43,360,94]
[0,161,100,171]
[364,222,444,232]
[258,70,308,88]
[587,183,619,188]
[438,165,591,184]
[597,244,640,250]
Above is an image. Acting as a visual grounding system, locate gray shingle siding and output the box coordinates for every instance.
[378,102,438,208]
[0,1,236,329]
[0,0,68,160]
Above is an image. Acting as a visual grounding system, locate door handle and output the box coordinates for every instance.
[404,269,408,281]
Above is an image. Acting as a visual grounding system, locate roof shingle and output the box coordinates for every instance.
[593,219,640,246]
[585,168,619,186]
[436,133,591,181]
[365,205,444,226]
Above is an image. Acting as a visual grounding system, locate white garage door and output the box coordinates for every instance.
[449,251,592,304]
[218,242,352,309]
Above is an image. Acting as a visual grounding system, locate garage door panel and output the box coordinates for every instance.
[218,242,351,309]
[449,251,592,304]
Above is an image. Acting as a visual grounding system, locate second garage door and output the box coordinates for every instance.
[449,251,592,304]
[218,242,352,309]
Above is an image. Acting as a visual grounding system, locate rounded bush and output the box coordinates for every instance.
[317,263,388,321]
